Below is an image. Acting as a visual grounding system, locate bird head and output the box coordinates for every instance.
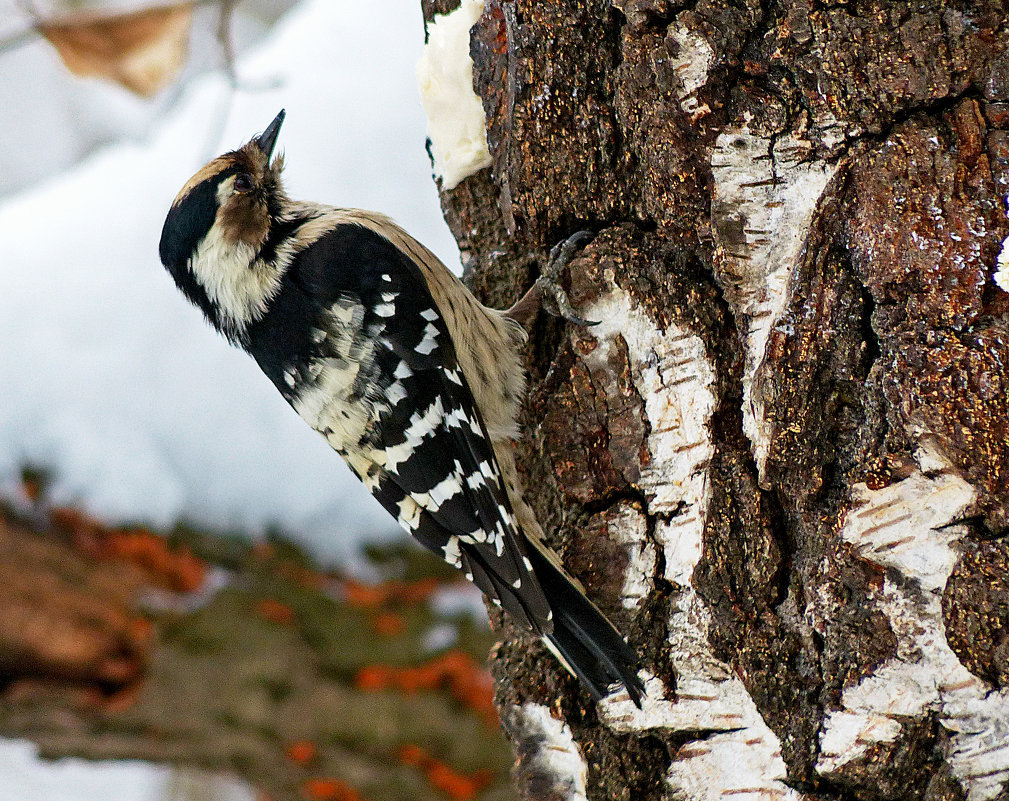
[159,109,289,342]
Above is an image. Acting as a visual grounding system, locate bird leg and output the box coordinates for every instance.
[505,231,599,331]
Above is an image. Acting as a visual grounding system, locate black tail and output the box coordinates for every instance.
[526,543,645,708]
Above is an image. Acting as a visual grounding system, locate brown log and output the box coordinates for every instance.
[0,509,516,801]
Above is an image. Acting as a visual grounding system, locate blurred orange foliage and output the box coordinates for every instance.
[396,743,493,801]
[301,777,362,801]
[51,507,207,592]
[371,612,407,637]
[255,599,296,625]
[283,564,330,591]
[354,651,497,727]
[341,577,439,609]
[285,740,317,765]
[107,531,205,592]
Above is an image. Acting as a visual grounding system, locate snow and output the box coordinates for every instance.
[0,0,461,565]
[0,740,252,801]
[415,0,492,190]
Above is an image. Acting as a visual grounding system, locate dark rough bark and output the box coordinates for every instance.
[424,1,1009,799]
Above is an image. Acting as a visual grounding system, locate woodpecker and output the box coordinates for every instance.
[159,110,644,706]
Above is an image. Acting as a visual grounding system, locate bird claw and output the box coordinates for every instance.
[536,230,599,327]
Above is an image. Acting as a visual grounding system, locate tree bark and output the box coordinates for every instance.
[423,1,1009,799]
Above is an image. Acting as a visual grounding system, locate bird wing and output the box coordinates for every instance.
[301,222,553,633]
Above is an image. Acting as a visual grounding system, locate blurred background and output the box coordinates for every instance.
[0,0,461,561]
[0,2,508,799]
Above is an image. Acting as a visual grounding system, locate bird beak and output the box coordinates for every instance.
[257,109,286,160]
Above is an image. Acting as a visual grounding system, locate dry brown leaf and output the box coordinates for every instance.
[39,4,194,97]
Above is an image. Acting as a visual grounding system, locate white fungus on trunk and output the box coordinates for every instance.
[995,235,1009,293]
[710,128,836,484]
[816,443,1009,800]
[416,0,492,190]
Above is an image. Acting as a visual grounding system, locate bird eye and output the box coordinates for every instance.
[233,173,254,193]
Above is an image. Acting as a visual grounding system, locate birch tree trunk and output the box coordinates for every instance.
[423,1,1009,798]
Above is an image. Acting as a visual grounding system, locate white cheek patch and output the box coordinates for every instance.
[188,178,282,330]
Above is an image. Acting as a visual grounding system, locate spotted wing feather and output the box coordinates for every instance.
[363,263,553,632]
[287,224,552,632]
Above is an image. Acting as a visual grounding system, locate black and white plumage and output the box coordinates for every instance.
[158,110,643,706]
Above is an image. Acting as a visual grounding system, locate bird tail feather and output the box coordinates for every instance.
[525,542,645,708]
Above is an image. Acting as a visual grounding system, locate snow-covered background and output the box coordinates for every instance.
[0,0,460,796]
[0,741,253,801]
[0,0,460,563]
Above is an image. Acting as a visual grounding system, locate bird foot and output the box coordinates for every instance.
[536,230,599,327]
[506,231,598,329]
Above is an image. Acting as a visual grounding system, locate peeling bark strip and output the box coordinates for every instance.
[710,130,836,485]
[422,0,1009,799]
[584,284,795,800]
[507,702,590,800]
[817,445,1009,800]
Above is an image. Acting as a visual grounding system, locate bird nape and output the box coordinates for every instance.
[158,109,645,708]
